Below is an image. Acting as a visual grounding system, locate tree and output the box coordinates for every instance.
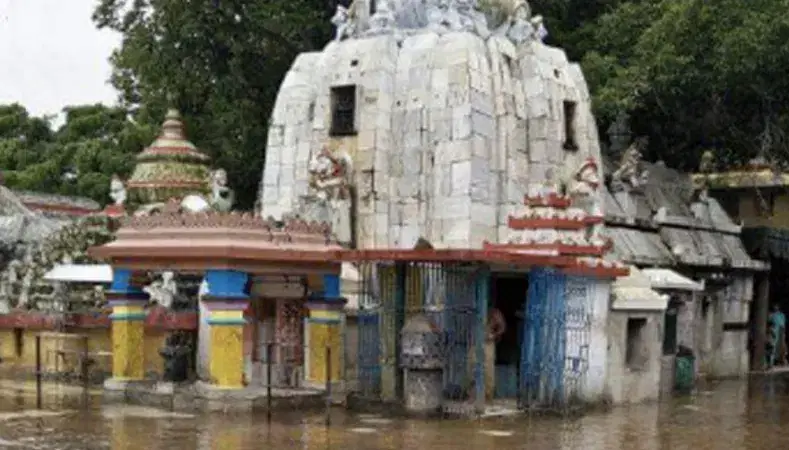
[576,0,789,170]
[92,0,337,209]
[0,104,155,203]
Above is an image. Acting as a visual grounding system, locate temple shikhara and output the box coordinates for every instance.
[0,0,765,415]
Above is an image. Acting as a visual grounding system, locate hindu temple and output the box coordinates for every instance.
[257,0,630,413]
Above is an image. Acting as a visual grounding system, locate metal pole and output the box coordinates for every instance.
[753,274,770,371]
[81,336,89,407]
[35,335,42,409]
[266,342,273,421]
[325,345,332,426]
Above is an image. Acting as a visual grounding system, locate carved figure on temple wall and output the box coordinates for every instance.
[209,168,235,212]
[426,0,448,31]
[109,174,127,206]
[504,1,534,44]
[611,137,649,191]
[369,0,397,35]
[699,150,715,174]
[309,146,353,201]
[568,157,602,215]
[530,15,547,42]
[17,268,34,309]
[331,4,355,41]
[144,271,178,309]
[305,146,354,244]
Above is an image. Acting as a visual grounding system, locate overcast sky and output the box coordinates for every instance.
[0,0,120,118]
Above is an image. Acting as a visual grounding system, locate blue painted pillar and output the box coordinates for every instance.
[393,263,407,399]
[106,268,149,382]
[474,266,490,413]
[201,269,249,388]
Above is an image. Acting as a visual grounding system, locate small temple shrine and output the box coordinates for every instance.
[89,110,346,405]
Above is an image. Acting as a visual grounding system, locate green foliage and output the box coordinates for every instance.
[0,104,155,204]
[7,0,789,207]
[92,0,336,209]
[569,0,789,169]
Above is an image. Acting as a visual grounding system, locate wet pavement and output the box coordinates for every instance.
[0,376,787,449]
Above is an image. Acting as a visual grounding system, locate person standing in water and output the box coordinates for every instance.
[467,300,506,401]
[769,304,787,367]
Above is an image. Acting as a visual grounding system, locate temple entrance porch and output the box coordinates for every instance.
[87,206,347,412]
[343,249,624,416]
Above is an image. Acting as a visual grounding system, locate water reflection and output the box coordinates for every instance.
[0,378,787,449]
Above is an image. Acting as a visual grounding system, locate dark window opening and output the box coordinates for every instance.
[625,317,648,370]
[717,193,740,222]
[330,85,357,137]
[370,0,377,15]
[562,100,578,151]
[663,307,678,355]
[13,328,23,358]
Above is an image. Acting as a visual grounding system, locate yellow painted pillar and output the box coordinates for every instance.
[107,268,149,382]
[202,269,249,389]
[305,273,345,386]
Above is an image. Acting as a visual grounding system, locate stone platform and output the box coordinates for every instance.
[103,379,328,413]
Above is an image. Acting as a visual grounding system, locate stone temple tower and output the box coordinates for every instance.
[258,0,603,249]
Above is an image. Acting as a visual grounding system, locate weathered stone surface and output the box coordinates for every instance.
[259,26,603,249]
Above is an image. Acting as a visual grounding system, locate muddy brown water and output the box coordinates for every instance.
[0,377,787,449]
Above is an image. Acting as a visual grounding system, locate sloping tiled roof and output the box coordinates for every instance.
[13,190,101,214]
[604,160,764,270]
[608,227,674,266]
[0,187,63,244]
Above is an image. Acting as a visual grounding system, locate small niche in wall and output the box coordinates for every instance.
[663,306,678,355]
[562,100,578,151]
[625,317,648,370]
[307,101,315,122]
[330,85,358,137]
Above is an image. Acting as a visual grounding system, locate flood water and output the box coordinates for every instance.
[0,376,787,449]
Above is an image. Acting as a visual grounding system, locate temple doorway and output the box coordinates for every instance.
[490,274,528,399]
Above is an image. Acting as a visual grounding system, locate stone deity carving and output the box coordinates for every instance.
[426,0,448,31]
[305,146,354,244]
[368,0,397,35]
[109,174,127,206]
[209,168,235,212]
[331,4,355,41]
[454,0,477,32]
[611,137,649,191]
[531,15,547,42]
[17,268,34,309]
[505,1,534,44]
[144,271,178,309]
[569,157,604,245]
[699,150,715,174]
[0,273,10,314]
